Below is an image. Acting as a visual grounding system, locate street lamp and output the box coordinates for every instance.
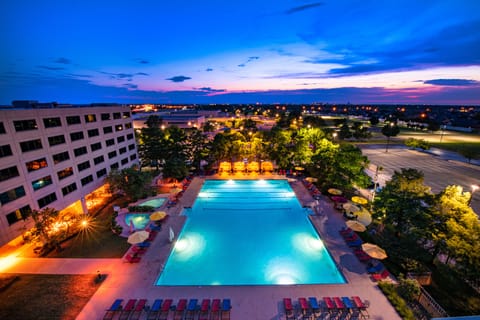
[469,184,479,206]
[332,132,337,141]
[439,125,446,142]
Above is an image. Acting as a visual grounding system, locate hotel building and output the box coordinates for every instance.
[0,101,139,246]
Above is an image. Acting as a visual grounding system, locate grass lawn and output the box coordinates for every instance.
[0,274,101,320]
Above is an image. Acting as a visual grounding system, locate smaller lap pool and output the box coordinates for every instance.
[137,197,166,208]
[125,213,151,230]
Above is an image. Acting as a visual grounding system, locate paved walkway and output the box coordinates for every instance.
[1,176,401,320]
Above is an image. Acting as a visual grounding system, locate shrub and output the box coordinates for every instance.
[397,275,421,303]
[378,282,416,320]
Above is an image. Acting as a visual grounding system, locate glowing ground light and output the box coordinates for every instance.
[0,255,19,272]
[226,179,235,186]
[198,192,210,198]
[173,233,206,261]
[255,179,267,186]
[293,233,325,255]
[81,219,88,228]
[265,258,301,285]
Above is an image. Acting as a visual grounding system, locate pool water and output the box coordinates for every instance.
[138,197,165,208]
[156,179,345,286]
[125,213,151,230]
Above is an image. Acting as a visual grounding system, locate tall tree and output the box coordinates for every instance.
[381,122,400,152]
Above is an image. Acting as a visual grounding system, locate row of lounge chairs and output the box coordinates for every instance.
[124,230,158,263]
[284,296,370,320]
[302,179,321,199]
[104,298,231,320]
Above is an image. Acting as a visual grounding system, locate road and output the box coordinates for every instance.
[358,144,480,215]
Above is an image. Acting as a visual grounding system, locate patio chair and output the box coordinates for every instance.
[371,269,390,281]
[185,298,198,320]
[283,298,295,320]
[347,239,363,247]
[158,299,173,320]
[173,298,187,320]
[130,299,147,320]
[367,262,385,274]
[210,298,221,320]
[124,254,141,263]
[131,246,147,254]
[308,297,321,318]
[118,299,137,320]
[103,299,123,320]
[221,299,231,320]
[198,299,210,320]
[146,299,162,320]
[149,223,161,231]
[298,297,311,319]
[136,241,151,248]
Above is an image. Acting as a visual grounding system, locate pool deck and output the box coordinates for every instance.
[1,175,401,320]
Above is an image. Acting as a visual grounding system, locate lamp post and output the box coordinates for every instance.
[439,125,446,142]
[332,132,337,141]
[469,184,479,206]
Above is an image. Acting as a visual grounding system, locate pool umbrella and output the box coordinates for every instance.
[351,196,368,206]
[331,196,348,203]
[346,220,367,232]
[127,230,149,244]
[362,243,388,260]
[343,202,361,213]
[150,211,167,221]
[328,188,342,195]
[357,208,373,226]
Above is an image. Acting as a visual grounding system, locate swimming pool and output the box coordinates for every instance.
[125,213,151,230]
[156,179,345,286]
[138,197,165,208]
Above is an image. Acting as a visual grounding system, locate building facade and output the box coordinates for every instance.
[0,102,139,246]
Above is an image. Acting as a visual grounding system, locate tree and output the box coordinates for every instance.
[30,207,60,245]
[458,146,479,163]
[106,166,152,200]
[369,116,379,126]
[381,122,400,152]
[338,123,352,140]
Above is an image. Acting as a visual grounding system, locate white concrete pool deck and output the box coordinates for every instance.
[2,175,401,320]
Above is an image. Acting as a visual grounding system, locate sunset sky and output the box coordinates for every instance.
[1,0,479,105]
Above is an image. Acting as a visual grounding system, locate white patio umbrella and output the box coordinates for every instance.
[127,230,149,244]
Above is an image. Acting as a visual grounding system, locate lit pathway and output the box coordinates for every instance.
[1,176,401,320]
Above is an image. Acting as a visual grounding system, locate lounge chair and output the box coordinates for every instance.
[131,246,147,254]
[149,223,161,231]
[283,298,294,320]
[308,297,321,318]
[198,299,210,320]
[103,299,123,320]
[298,297,310,319]
[174,298,187,320]
[210,298,221,320]
[339,227,353,235]
[130,299,147,320]
[221,299,231,320]
[119,299,137,320]
[347,239,363,247]
[352,296,370,318]
[354,249,372,263]
[136,241,151,248]
[158,299,173,320]
[367,262,385,273]
[185,298,198,320]
[333,297,347,317]
[371,269,390,281]
[124,254,141,263]
[323,297,336,317]
[343,233,359,241]
[146,299,162,320]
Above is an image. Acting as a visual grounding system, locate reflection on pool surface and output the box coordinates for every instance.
[156,179,345,286]
[138,197,165,208]
[125,213,151,230]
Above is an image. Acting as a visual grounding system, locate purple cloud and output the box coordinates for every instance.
[423,79,480,86]
[166,75,191,82]
[285,2,324,15]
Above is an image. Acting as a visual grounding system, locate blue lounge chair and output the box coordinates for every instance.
[309,297,321,318]
[103,299,123,320]
[185,298,198,320]
[221,299,231,320]
[347,239,363,247]
[147,299,162,320]
[367,262,385,273]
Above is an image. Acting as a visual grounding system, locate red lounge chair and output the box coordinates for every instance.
[103,299,123,320]
[371,269,390,281]
[124,253,141,263]
[198,299,210,320]
[130,299,147,320]
[158,299,173,320]
[283,298,294,319]
[352,296,370,318]
[298,297,311,319]
[174,299,187,320]
[119,299,137,320]
[131,246,147,254]
[210,298,221,320]
[323,297,336,315]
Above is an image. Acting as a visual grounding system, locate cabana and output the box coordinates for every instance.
[247,161,259,173]
[219,161,231,173]
[261,161,273,172]
[233,161,245,173]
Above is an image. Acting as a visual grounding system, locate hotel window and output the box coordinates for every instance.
[127,133,134,140]
[48,134,66,146]
[103,126,113,134]
[117,136,125,143]
[0,166,19,182]
[52,151,70,164]
[101,113,110,121]
[70,131,84,142]
[74,146,88,157]
[121,157,128,165]
[26,158,48,172]
[81,175,93,186]
[106,138,115,146]
[32,175,53,191]
[14,119,38,131]
[128,144,135,150]
[91,142,102,152]
[84,114,97,123]
[110,162,119,170]
[119,147,127,154]
[96,168,107,178]
[66,115,81,125]
[88,128,99,137]
[94,155,104,165]
[125,123,132,129]
[62,182,77,196]
[123,112,131,118]
[0,144,13,158]
[6,205,31,225]
[37,192,57,208]
[108,150,117,159]
[77,160,90,171]
[20,139,43,152]
[115,124,123,131]
[0,122,5,134]
[130,154,137,161]
[43,117,62,128]
[57,167,74,180]
[113,112,121,119]
[0,186,26,205]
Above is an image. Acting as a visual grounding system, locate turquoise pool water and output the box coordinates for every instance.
[156,179,345,286]
[138,197,165,208]
[125,213,151,230]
